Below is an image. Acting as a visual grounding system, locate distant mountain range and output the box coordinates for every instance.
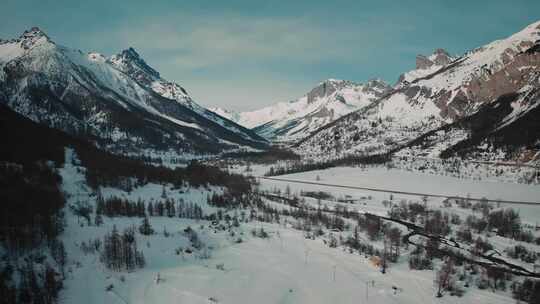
[210,78,391,142]
[2,22,539,163]
[0,27,268,157]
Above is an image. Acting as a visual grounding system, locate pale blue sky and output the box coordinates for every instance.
[1,0,539,111]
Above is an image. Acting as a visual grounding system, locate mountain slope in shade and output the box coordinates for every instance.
[295,21,540,162]
[211,79,391,142]
[0,27,268,156]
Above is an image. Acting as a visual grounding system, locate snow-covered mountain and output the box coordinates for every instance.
[107,47,254,139]
[211,79,391,142]
[0,27,268,156]
[295,21,540,162]
[107,47,193,108]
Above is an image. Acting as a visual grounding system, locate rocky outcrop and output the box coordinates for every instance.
[19,27,51,49]
[431,48,453,66]
[307,79,348,104]
[416,54,434,70]
[415,48,453,70]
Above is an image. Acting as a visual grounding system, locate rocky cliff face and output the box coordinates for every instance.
[415,48,453,70]
[398,48,456,84]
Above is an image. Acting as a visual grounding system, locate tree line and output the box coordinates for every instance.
[95,194,204,220]
[101,226,145,271]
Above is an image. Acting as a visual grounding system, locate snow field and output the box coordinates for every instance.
[256,166,540,222]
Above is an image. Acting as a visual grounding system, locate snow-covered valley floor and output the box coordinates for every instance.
[254,166,540,224]
[57,156,538,304]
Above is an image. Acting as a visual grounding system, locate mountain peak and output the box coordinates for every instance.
[108,46,199,109]
[109,47,160,80]
[119,47,142,60]
[306,78,391,104]
[20,26,48,38]
[430,48,453,65]
[308,79,350,103]
[433,48,450,56]
[416,48,453,70]
[18,26,52,49]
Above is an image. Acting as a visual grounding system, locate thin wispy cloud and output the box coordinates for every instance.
[88,15,407,69]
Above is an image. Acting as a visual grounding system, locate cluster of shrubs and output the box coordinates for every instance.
[409,246,434,270]
[505,245,538,263]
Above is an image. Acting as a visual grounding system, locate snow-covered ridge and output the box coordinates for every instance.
[107,46,260,140]
[295,20,540,160]
[415,21,540,93]
[107,47,193,107]
[211,78,391,142]
[397,48,457,85]
[0,27,268,154]
[0,28,192,127]
[397,21,540,89]
[0,27,51,67]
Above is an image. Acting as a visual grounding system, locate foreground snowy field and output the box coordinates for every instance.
[62,219,513,304]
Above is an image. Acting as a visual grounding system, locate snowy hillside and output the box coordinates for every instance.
[295,21,540,162]
[0,27,267,156]
[211,79,391,142]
